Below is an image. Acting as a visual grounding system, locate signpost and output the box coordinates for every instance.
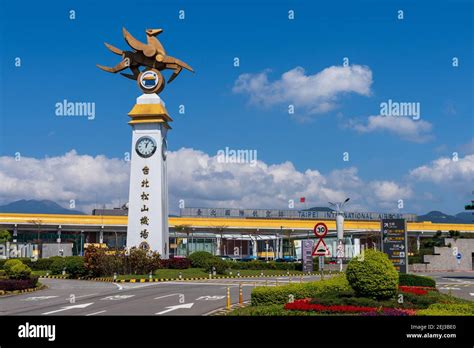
[301,240,314,273]
[381,219,408,273]
[311,222,330,278]
[456,252,462,265]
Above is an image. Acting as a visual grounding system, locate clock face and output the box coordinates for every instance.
[135,136,157,158]
[162,138,168,161]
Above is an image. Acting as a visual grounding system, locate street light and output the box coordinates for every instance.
[329,198,350,272]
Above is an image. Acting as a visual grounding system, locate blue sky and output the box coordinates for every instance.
[0,0,473,214]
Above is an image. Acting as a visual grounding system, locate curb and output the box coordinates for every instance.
[0,284,46,297]
[38,275,69,279]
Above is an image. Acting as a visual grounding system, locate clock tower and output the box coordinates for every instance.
[126,93,171,258]
[97,26,193,259]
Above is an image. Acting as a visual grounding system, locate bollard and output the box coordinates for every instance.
[239,283,243,306]
[226,287,231,310]
[237,271,240,277]
[113,272,117,281]
[179,272,183,280]
[260,272,264,277]
[209,272,212,279]
[149,272,152,280]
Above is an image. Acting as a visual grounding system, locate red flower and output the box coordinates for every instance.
[284,299,415,316]
[398,285,435,296]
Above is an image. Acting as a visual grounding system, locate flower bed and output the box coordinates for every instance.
[398,285,436,296]
[284,299,415,316]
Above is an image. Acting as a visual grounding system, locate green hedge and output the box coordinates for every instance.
[188,251,215,268]
[399,273,436,288]
[417,303,474,316]
[228,260,298,271]
[251,274,351,306]
[346,249,398,299]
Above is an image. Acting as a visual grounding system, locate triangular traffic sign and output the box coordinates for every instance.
[312,238,330,256]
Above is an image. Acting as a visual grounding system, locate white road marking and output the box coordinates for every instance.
[22,296,59,301]
[154,293,183,300]
[196,295,225,301]
[75,293,99,299]
[470,293,474,296]
[101,295,135,301]
[114,283,123,290]
[155,303,194,315]
[86,310,107,316]
[42,303,93,315]
[438,287,461,290]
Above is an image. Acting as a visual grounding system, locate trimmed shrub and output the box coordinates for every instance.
[29,258,54,271]
[399,273,436,288]
[188,251,214,268]
[50,257,66,275]
[128,248,161,274]
[84,246,118,277]
[4,260,32,280]
[346,249,398,299]
[65,256,86,277]
[203,257,227,274]
[3,259,23,274]
[0,276,38,291]
[160,258,191,269]
[251,274,351,306]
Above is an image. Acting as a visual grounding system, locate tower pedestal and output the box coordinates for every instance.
[126,94,171,258]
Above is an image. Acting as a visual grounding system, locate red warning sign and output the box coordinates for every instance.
[312,238,330,256]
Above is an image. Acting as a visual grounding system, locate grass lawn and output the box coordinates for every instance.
[32,270,51,276]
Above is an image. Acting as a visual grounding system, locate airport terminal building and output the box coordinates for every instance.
[1,207,473,262]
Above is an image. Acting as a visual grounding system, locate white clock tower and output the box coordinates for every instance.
[126,93,171,258]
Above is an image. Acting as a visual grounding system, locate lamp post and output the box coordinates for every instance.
[329,198,350,272]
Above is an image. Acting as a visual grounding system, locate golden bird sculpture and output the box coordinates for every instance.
[97,27,194,94]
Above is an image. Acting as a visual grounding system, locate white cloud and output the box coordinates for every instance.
[233,65,373,114]
[409,154,474,184]
[0,149,469,215]
[350,115,433,143]
[368,181,413,202]
[0,150,130,212]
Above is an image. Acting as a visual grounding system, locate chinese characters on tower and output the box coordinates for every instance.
[139,166,150,246]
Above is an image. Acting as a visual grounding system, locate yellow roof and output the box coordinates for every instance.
[0,213,473,232]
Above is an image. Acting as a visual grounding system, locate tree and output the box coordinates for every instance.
[0,230,12,244]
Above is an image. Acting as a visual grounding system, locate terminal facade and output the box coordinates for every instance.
[1,207,473,262]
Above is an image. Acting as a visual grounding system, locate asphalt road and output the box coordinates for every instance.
[0,275,322,316]
[418,271,474,301]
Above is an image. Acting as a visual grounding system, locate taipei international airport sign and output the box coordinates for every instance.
[381,219,408,273]
[181,207,417,222]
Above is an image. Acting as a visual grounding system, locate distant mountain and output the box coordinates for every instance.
[455,212,474,223]
[0,200,85,215]
[417,211,469,224]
